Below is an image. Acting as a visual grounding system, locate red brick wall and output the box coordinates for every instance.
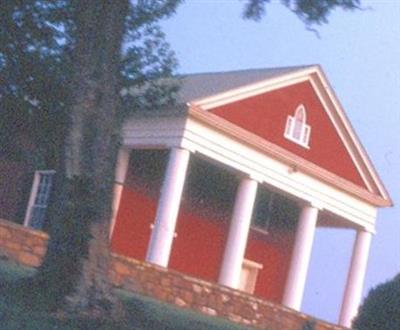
[170,204,229,283]
[246,230,294,302]
[110,188,155,261]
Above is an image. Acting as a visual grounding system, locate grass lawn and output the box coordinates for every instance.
[0,258,250,329]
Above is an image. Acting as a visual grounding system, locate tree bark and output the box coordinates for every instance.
[37,0,129,317]
[65,0,129,314]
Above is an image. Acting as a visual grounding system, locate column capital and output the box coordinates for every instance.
[236,173,261,183]
[357,226,376,235]
[310,201,323,210]
[177,142,196,153]
[248,173,263,183]
[299,200,324,211]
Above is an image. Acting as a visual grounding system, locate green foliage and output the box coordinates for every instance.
[352,274,400,330]
[0,1,70,167]
[0,0,180,171]
[243,0,361,26]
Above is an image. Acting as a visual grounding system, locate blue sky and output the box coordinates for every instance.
[161,0,400,323]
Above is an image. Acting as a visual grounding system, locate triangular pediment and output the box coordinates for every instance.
[185,66,391,206]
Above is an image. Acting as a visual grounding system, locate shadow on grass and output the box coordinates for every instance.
[0,258,59,329]
[116,289,250,330]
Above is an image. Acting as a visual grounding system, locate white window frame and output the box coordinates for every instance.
[238,259,263,294]
[284,104,311,148]
[24,170,56,229]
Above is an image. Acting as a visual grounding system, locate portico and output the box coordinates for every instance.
[110,66,391,328]
[110,114,379,327]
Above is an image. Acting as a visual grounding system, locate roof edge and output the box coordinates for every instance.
[188,65,320,108]
[177,64,315,78]
[312,67,392,204]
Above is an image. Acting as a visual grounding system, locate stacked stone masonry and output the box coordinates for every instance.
[0,219,48,267]
[0,219,345,329]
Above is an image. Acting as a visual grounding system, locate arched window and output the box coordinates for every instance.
[284,104,311,148]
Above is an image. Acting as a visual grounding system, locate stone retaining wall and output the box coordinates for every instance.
[0,219,345,329]
[111,254,344,330]
[0,219,48,267]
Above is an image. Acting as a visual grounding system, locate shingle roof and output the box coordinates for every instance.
[176,65,314,103]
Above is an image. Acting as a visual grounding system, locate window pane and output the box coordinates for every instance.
[25,170,55,229]
[293,119,303,140]
[29,206,46,229]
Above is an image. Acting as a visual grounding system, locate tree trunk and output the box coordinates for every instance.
[37,0,129,317]
[65,0,129,314]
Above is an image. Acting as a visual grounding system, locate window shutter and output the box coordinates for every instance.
[303,125,311,146]
[285,116,294,137]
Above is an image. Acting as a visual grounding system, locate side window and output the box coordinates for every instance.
[284,104,311,148]
[24,170,55,230]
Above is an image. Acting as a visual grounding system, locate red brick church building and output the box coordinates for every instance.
[0,65,392,327]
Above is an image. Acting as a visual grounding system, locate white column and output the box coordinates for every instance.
[218,177,258,289]
[282,204,319,310]
[109,147,130,239]
[339,230,372,328]
[146,148,190,267]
